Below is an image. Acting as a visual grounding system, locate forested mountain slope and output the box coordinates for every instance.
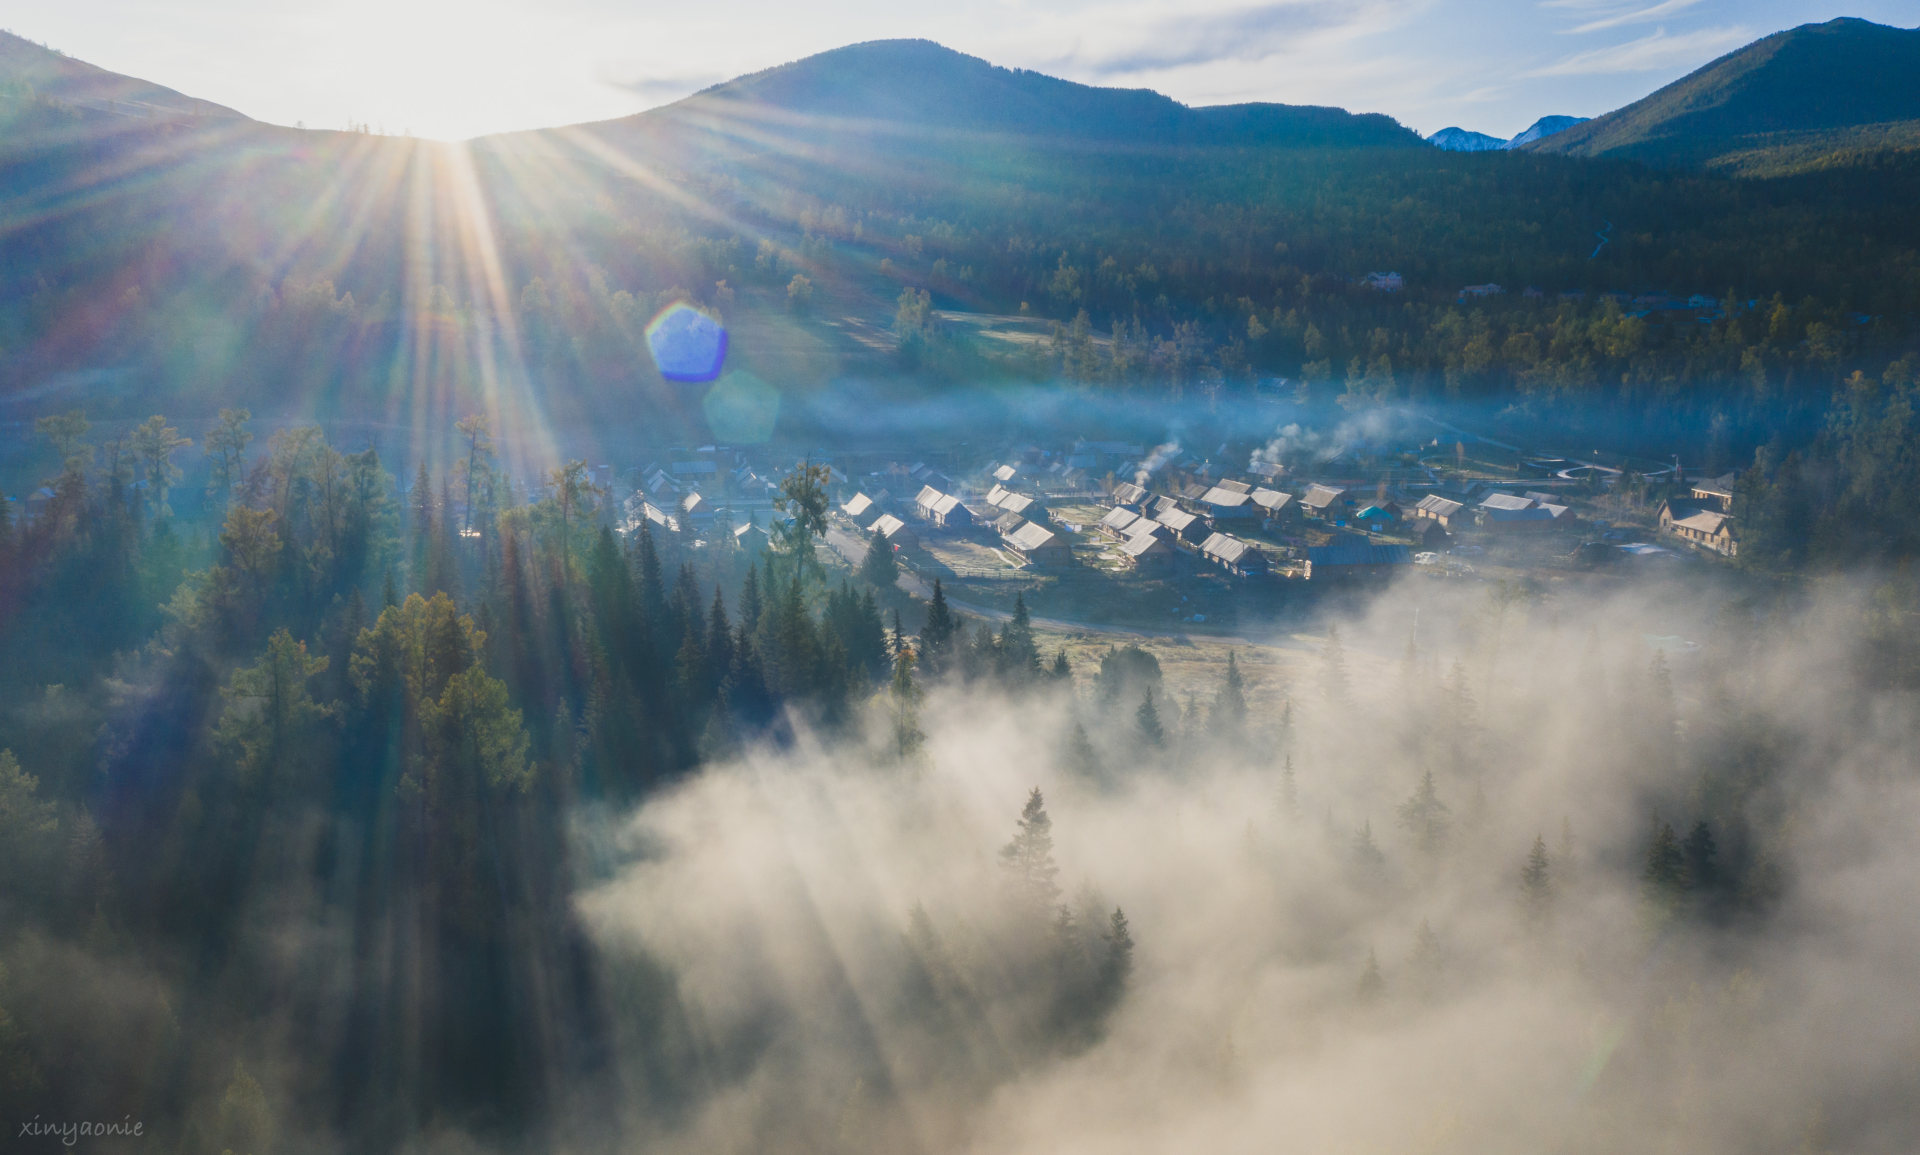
[1526,18,1920,174]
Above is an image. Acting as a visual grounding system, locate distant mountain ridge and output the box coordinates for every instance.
[574,39,1426,151]
[1525,18,1920,172]
[1428,126,1506,152]
[1428,115,1587,152]
[1504,115,1587,149]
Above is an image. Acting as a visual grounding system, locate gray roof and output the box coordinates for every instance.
[1301,484,1347,510]
[1251,487,1293,511]
[1478,493,1537,512]
[1006,521,1062,552]
[1155,507,1200,532]
[1110,481,1149,505]
[842,492,877,518]
[871,513,910,538]
[1201,486,1252,509]
[1120,532,1171,559]
[1100,507,1142,532]
[1200,532,1259,564]
[1416,494,1464,517]
[987,484,1037,515]
[1672,510,1732,535]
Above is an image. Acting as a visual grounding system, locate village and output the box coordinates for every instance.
[594,417,1740,632]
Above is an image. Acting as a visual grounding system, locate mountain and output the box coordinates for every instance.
[1525,18,1920,173]
[1502,115,1586,150]
[579,39,1425,151]
[1428,126,1506,152]
[0,30,245,121]
[2,30,1920,426]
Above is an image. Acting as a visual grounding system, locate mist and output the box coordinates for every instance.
[551,575,1920,1155]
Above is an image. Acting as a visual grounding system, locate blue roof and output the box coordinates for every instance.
[1306,544,1411,567]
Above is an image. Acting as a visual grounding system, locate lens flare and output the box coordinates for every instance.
[646,302,729,382]
[702,370,780,443]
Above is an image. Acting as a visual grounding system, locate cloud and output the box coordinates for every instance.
[1035,0,1411,79]
[1523,24,1750,76]
[1561,0,1707,34]
[596,62,727,105]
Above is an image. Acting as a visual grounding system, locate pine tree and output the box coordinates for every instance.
[920,579,957,673]
[1278,754,1299,820]
[1683,819,1718,896]
[1521,834,1553,927]
[889,646,923,762]
[1001,788,1061,912]
[1049,648,1072,681]
[860,527,899,588]
[1098,907,1134,1006]
[1179,691,1204,754]
[204,407,253,506]
[1351,820,1385,877]
[1396,769,1451,856]
[998,593,1040,683]
[410,461,434,593]
[1135,688,1165,747]
[1356,947,1384,1002]
[1408,920,1443,996]
[1212,651,1249,738]
[740,562,764,634]
[454,413,494,534]
[1642,818,1688,915]
[214,629,338,792]
[1061,721,1101,782]
[707,587,733,692]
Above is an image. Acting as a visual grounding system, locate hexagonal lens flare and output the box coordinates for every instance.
[645,302,728,382]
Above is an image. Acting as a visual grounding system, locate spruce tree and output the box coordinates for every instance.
[1351,820,1385,878]
[1062,721,1101,782]
[1135,688,1165,747]
[1213,651,1248,737]
[860,527,899,588]
[707,587,733,693]
[1683,819,1718,897]
[1520,834,1553,927]
[1356,947,1384,1002]
[1098,907,1134,1007]
[1001,788,1062,912]
[1049,648,1072,681]
[920,579,957,672]
[1408,921,1443,996]
[889,647,923,762]
[1396,769,1451,856]
[1642,818,1688,915]
[740,562,763,634]
[998,593,1040,683]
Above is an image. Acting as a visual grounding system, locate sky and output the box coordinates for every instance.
[5,0,1915,141]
